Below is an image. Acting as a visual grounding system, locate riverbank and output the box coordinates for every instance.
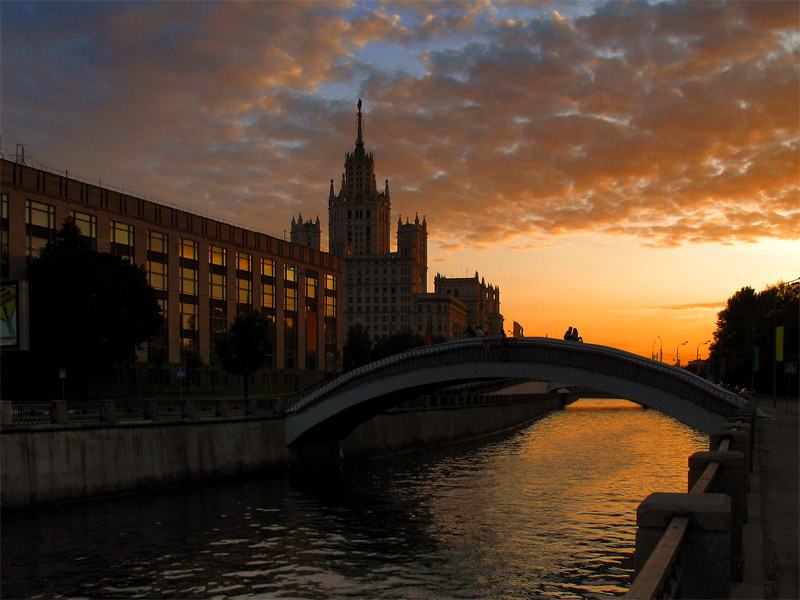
[1,392,562,509]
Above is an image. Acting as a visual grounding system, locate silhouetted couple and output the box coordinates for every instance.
[564,326,583,343]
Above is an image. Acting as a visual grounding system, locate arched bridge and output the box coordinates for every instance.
[285,338,745,446]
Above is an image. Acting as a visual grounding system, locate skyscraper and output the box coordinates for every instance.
[328,100,428,339]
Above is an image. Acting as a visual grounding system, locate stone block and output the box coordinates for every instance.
[635,492,731,599]
[688,450,746,580]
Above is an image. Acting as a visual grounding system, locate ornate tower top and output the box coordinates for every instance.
[356,98,364,148]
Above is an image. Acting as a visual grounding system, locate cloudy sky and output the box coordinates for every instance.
[2,0,798,359]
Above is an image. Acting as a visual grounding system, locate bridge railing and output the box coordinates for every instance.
[625,401,757,599]
[285,337,743,415]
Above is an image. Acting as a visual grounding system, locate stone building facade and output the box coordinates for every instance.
[316,100,503,342]
[0,158,343,392]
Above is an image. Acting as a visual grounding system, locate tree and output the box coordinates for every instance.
[371,330,427,361]
[708,281,799,395]
[182,349,203,392]
[215,310,272,398]
[27,218,162,397]
[343,324,373,371]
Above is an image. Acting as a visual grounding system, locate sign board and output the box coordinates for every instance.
[175,366,187,379]
[785,362,797,375]
[1,283,18,347]
[59,369,67,379]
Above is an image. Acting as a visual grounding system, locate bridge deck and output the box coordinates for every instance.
[285,338,745,445]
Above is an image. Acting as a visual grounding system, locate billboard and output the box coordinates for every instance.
[1,281,28,350]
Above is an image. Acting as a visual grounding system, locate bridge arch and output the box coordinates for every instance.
[285,338,744,446]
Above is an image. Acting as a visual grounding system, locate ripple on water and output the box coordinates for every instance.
[1,399,707,599]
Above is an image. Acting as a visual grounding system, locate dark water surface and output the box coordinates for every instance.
[1,400,707,599]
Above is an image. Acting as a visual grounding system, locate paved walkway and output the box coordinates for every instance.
[731,395,799,600]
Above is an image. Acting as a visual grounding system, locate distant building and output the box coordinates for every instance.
[290,214,321,250]
[433,272,504,337]
[327,100,429,340]
[323,99,503,342]
[0,158,343,392]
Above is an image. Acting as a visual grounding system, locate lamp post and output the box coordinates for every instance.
[652,340,657,361]
[658,335,663,362]
[677,340,688,366]
[697,339,711,361]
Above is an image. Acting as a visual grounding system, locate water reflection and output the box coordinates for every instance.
[1,399,707,599]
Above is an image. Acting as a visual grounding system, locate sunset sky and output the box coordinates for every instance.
[2,1,798,360]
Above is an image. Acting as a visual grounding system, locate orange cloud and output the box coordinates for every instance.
[1,0,797,253]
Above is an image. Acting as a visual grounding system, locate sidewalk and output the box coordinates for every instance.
[731,395,799,600]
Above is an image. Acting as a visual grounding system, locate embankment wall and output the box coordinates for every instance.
[1,394,562,508]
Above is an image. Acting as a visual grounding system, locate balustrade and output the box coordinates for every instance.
[625,401,757,599]
[0,396,284,427]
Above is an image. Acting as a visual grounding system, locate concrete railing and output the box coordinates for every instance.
[625,401,758,599]
[0,397,286,428]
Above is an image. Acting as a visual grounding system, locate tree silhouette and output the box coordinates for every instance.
[708,281,799,394]
[26,218,162,398]
[371,330,427,361]
[215,310,272,398]
[343,324,372,371]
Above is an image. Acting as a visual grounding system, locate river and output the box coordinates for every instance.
[1,399,707,599]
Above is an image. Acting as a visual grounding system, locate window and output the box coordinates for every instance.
[236,251,252,311]
[324,273,338,372]
[147,231,168,293]
[208,244,227,346]
[285,287,297,312]
[147,230,169,354]
[209,245,226,301]
[261,258,276,310]
[26,199,56,260]
[259,258,277,368]
[179,238,200,352]
[71,211,97,250]
[110,221,134,262]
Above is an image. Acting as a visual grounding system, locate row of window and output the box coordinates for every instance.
[14,198,339,370]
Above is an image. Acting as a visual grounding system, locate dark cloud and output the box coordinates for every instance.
[1,0,797,249]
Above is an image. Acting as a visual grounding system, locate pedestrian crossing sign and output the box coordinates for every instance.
[784,362,797,375]
[176,366,187,379]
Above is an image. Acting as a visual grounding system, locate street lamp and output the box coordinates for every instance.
[652,340,657,360]
[697,339,711,361]
[677,340,688,366]
[658,335,663,362]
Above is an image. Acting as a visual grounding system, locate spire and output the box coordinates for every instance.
[356,98,364,148]
[329,179,335,199]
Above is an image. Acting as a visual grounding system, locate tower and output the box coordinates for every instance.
[290,214,321,250]
[328,99,391,257]
[397,213,428,293]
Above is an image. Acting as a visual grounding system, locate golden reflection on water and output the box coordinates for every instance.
[422,397,708,598]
